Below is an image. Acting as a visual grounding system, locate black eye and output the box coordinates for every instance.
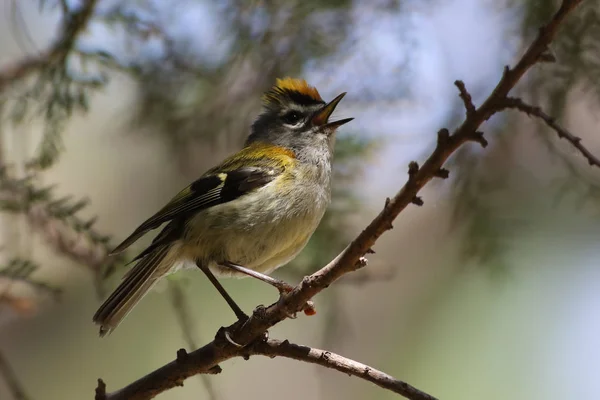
[282,111,302,125]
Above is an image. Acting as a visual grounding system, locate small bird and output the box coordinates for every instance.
[93,78,352,336]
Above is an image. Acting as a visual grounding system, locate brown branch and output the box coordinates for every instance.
[249,339,436,400]
[501,97,600,168]
[455,80,476,117]
[27,206,106,270]
[96,1,587,399]
[0,0,98,92]
[0,348,30,400]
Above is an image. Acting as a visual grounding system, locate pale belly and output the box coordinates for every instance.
[178,182,329,277]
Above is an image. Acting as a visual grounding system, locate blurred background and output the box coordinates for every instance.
[0,0,599,399]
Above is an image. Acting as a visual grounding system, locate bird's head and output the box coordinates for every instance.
[247,78,353,156]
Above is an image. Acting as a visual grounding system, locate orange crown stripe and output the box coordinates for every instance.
[274,78,323,102]
[262,77,323,106]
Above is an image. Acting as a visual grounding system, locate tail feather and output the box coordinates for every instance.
[109,228,146,256]
[93,246,171,336]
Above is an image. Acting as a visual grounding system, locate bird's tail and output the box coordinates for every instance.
[93,245,173,337]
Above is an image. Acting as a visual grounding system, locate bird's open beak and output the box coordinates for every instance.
[312,92,353,132]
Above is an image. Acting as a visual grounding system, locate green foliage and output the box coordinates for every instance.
[4,55,108,170]
[521,0,600,199]
[446,1,600,272]
[0,258,61,299]
[0,167,128,283]
[448,144,521,273]
[523,0,600,117]
[129,0,354,150]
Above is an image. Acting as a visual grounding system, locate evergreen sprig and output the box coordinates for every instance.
[0,258,61,299]
[0,167,127,289]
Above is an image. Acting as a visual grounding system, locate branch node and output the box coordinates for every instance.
[176,348,188,362]
[538,49,557,63]
[382,198,395,229]
[207,365,222,374]
[434,168,450,179]
[468,131,488,148]
[437,128,450,145]
[411,196,424,206]
[408,161,419,179]
[366,248,376,254]
[95,378,106,400]
[300,274,316,289]
[251,304,268,320]
[356,256,368,269]
[454,80,476,116]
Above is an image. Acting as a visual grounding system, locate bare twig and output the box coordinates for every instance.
[455,80,476,117]
[501,96,600,168]
[0,349,30,400]
[250,339,436,400]
[0,0,98,92]
[96,1,587,399]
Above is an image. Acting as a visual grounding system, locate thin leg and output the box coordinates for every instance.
[220,261,294,293]
[196,261,247,321]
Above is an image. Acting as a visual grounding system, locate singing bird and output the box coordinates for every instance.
[93,78,352,336]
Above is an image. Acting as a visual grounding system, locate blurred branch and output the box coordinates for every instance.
[501,96,600,167]
[0,169,127,296]
[0,0,98,92]
[0,0,104,169]
[338,264,396,286]
[167,281,219,400]
[0,349,30,400]
[0,258,61,299]
[95,1,587,399]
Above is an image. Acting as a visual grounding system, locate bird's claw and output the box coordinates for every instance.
[224,329,244,348]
